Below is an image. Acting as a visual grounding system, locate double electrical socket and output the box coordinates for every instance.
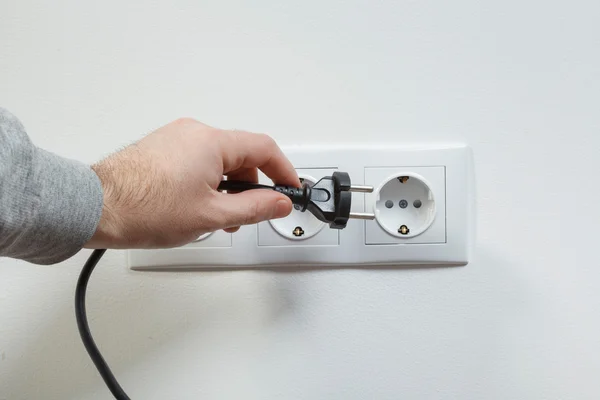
[128,144,474,269]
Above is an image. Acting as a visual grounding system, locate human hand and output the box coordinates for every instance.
[85,118,300,249]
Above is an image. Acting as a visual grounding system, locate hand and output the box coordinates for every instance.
[85,118,300,249]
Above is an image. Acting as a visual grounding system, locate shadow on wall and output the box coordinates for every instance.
[1,248,526,400]
[1,251,308,399]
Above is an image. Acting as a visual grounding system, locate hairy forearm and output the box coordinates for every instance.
[1,112,297,263]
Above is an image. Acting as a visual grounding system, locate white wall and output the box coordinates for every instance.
[1,0,599,399]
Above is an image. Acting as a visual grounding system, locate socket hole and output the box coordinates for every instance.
[385,200,394,208]
[399,199,408,209]
[413,199,422,208]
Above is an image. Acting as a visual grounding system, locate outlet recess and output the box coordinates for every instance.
[128,145,473,269]
[186,230,231,248]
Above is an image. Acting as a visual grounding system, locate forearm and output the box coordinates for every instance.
[1,112,297,259]
[0,108,103,264]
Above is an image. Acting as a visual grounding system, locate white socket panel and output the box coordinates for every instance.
[128,144,474,270]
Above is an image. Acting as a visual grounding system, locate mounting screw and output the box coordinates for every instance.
[399,199,408,208]
[292,226,305,237]
[398,225,410,235]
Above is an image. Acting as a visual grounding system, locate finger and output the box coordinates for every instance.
[224,227,240,233]
[219,130,300,187]
[211,190,292,229]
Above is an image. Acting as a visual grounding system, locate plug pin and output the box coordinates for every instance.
[349,212,375,220]
[349,185,374,193]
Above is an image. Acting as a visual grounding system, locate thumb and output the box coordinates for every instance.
[212,190,293,229]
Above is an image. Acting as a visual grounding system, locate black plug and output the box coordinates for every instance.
[217,172,375,229]
[275,172,375,229]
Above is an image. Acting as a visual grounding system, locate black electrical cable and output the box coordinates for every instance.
[75,176,353,399]
[76,249,131,400]
[76,181,302,400]
[218,180,312,211]
[217,180,274,192]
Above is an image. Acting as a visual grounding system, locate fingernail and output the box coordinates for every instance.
[273,199,291,219]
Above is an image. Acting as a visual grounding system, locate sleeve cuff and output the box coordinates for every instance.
[25,148,104,264]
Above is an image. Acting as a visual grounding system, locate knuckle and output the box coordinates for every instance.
[228,129,244,143]
[191,204,223,230]
[208,209,228,229]
[259,133,277,148]
[173,117,198,126]
[221,129,246,153]
[243,200,262,225]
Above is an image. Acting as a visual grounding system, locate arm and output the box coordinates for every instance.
[0,110,299,265]
[0,108,103,264]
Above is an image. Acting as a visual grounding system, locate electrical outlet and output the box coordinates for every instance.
[365,166,446,245]
[257,168,339,246]
[128,145,473,269]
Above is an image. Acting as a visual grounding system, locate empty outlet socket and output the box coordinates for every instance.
[374,172,436,238]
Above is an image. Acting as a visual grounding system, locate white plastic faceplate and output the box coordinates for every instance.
[128,144,474,270]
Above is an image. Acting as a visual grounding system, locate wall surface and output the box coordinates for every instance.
[1,1,599,399]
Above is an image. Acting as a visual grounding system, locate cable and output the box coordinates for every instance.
[217,180,274,192]
[218,180,312,211]
[75,180,309,400]
[75,249,131,400]
[75,174,372,399]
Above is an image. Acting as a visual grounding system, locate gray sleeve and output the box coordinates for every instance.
[0,108,104,265]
